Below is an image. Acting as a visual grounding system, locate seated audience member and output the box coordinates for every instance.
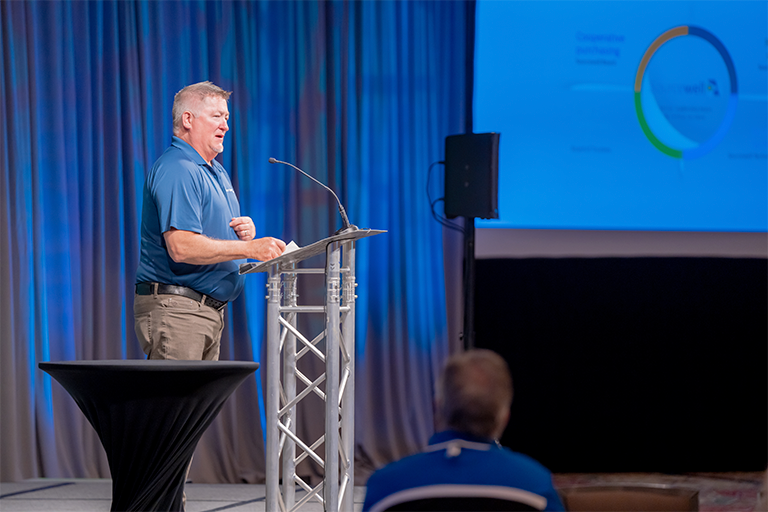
[363,349,565,512]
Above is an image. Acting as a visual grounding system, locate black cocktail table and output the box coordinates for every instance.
[39,360,260,512]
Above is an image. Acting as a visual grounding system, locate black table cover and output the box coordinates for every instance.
[39,360,260,512]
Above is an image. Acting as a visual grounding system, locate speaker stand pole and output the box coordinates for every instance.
[462,216,476,350]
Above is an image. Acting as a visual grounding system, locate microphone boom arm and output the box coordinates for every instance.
[269,157,357,233]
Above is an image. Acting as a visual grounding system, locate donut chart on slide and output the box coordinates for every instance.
[634,26,738,159]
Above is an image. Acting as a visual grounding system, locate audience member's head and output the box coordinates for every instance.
[435,349,513,440]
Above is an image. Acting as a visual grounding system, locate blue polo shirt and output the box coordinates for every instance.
[135,136,245,302]
[363,430,565,511]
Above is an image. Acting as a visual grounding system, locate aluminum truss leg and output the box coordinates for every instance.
[340,241,356,512]
[266,266,282,512]
[282,267,298,510]
[324,241,342,512]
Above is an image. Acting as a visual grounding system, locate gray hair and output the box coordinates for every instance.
[172,81,232,135]
[436,349,513,439]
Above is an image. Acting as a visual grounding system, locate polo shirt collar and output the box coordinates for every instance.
[429,429,496,446]
[171,135,213,168]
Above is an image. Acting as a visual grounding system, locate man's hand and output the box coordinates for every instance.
[230,216,256,240]
[248,237,286,261]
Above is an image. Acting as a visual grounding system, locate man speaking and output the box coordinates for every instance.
[134,81,285,361]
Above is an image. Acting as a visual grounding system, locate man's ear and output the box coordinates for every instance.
[181,111,195,130]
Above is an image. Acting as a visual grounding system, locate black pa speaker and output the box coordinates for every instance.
[444,132,500,219]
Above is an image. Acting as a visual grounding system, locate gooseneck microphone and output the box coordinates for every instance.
[269,157,358,234]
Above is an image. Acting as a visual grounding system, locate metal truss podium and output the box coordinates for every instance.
[240,229,384,512]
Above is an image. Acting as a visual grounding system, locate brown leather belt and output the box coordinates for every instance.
[135,282,227,311]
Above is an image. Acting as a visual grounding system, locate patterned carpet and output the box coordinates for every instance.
[2,472,764,511]
[553,472,766,512]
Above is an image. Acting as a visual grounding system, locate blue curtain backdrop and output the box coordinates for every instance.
[0,0,469,483]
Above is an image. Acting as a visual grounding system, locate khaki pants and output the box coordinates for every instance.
[134,292,224,361]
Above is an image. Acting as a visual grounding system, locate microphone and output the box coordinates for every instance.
[269,158,358,234]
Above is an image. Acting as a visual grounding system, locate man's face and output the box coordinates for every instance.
[186,95,229,163]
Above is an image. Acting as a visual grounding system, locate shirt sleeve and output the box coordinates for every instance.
[151,159,204,234]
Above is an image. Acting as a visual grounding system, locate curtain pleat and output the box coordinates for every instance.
[1,0,468,484]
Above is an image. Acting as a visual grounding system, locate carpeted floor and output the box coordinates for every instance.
[553,472,766,512]
[1,472,765,511]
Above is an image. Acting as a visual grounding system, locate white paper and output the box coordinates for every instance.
[283,240,300,255]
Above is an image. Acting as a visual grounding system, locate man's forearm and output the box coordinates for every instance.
[164,229,285,264]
